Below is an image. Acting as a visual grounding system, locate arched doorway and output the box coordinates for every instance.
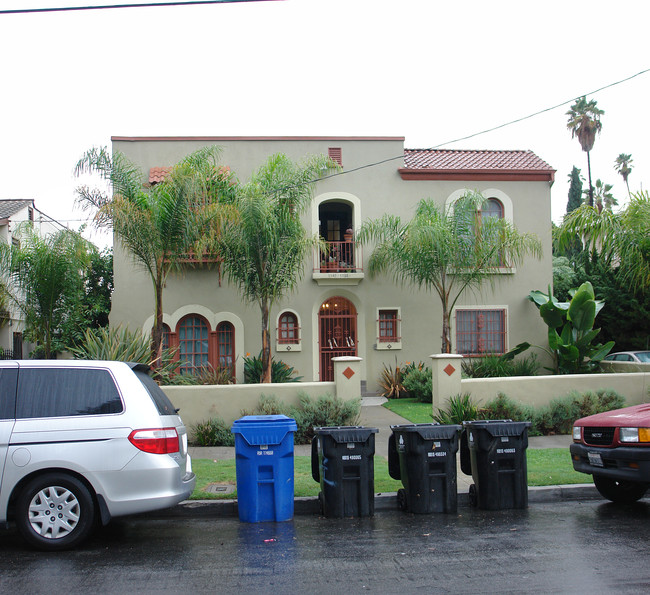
[318,296,357,381]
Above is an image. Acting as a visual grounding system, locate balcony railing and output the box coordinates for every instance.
[314,241,362,273]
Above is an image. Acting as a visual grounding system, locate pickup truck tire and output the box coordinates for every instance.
[593,475,649,504]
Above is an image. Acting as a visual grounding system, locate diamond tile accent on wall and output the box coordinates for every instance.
[343,367,355,379]
[444,364,456,377]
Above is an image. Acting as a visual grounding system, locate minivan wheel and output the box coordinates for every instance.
[16,473,96,551]
[593,475,649,504]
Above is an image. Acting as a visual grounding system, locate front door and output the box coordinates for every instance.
[318,297,357,381]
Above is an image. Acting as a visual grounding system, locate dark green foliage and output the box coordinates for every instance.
[191,417,235,447]
[566,166,584,214]
[164,365,234,386]
[461,353,539,378]
[482,389,625,436]
[432,393,481,424]
[292,393,361,444]
[572,257,650,351]
[552,256,580,302]
[242,393,361,445]
[243,352,303,383]
[402,367,432,402]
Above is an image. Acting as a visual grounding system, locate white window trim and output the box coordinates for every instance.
[375,307,402,350]
[275,308,302,352]
[452,305,508,356]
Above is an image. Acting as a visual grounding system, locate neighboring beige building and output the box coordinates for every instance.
[110,136,555,392]
[0,199,65,357]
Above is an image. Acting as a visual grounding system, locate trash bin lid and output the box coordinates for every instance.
[313,425,378,443]
[463,419,531,437]
[390,423,461,441]
[231,415,297,446]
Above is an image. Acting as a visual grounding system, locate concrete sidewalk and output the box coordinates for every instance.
[178,396,598,517]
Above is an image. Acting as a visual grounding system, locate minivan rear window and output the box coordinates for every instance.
[0,368,18,420]
[16,368,123,419]
[134,370,178,416]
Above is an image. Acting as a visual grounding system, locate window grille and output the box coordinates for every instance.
[456,309,506,355]
[278,312,300,344]
[216,321,235,378]
[378,310,400,342]
[178,316,209,374]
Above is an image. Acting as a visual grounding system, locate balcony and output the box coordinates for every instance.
[313,241,364,286]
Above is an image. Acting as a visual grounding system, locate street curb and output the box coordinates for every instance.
[142,483,603,519]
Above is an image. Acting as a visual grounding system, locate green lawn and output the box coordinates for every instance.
[383,397,434,423]
[190,448,587,500]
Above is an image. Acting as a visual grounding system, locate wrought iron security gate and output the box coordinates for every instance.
[318,296,357,381]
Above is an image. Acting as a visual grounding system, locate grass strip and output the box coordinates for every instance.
[190,448,586,500]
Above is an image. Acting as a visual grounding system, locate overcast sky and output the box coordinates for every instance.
[1,0,649,249]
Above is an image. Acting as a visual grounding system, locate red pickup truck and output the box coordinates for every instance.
[571,403,650,503]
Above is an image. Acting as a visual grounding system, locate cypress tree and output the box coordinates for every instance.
[566,166,583,214]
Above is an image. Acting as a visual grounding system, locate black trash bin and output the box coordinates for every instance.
[388,423,461,514]
[461,419,531,510]
[311,426,378,518]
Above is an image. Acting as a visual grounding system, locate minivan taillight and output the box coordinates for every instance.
[128,428,179,454]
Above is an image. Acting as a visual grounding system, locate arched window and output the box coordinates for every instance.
[178,316,209,374]
[278,312,299,344]
[481,198,504,221]
[216,321,235,378]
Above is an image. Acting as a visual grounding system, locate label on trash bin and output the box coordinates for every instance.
[347,443,355,449]
[428,451,447,457]
[496,448,516,454]
[257,445,274,456]
[342,455,362,461]
[501,437,509,442]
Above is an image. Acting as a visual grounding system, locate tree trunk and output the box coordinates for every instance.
[150,274,164,368]
[261,300,272,383]
[441,299,452,354]
[587,151,594,207]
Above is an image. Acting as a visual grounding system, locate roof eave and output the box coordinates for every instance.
[398,168,555,183]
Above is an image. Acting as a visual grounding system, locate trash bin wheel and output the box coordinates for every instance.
[468,484,477,507]
[397,488,407,511]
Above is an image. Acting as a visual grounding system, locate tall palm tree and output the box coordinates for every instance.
[218,153,334,383]
[614,153,633,197]
[357,192,543,353]
[0,225,91,358]
[566,96,604,207]
[75,145,234,365]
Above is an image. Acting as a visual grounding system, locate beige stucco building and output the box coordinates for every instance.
[110,136,555,392]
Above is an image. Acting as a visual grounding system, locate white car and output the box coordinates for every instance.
[603,351,650,363]
[0,360,195,550]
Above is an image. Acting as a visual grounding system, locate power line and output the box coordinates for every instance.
[0,0,276,15]
[311,67,650,185]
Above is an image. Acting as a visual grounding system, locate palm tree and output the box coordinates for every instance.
[0,225,91,358]
[557,191,650,292]
[614,153,633,197]
[357,191,543,353]
[584,179,617,213]
[75,145,234,365]
[566,96,604,207]
[217,153,334,383]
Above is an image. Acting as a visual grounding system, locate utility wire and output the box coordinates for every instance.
[310,67,650,186]
[0,0,276,15]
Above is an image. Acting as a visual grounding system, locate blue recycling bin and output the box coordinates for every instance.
[231,415,298,523]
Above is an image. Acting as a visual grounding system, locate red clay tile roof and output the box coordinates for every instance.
[404,149,553,171]
[400,149,555,182]
[149,167,172,184]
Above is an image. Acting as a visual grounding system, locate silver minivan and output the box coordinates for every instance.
[0,360,195,550]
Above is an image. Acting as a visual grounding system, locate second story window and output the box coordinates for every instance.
[376,308,401,350]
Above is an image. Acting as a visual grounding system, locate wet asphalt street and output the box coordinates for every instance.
[1,498,650,594]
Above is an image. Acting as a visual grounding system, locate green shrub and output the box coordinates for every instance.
[433,393,481,425]
[70,325,178,382]
[402,367,432,402]
[378,360,405,399]
[461,354,539,378]
[243,392,361,445]
[243,352,303,383]
[164,365,234,386]
[191,417,235,446]
[482,389,625,436]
